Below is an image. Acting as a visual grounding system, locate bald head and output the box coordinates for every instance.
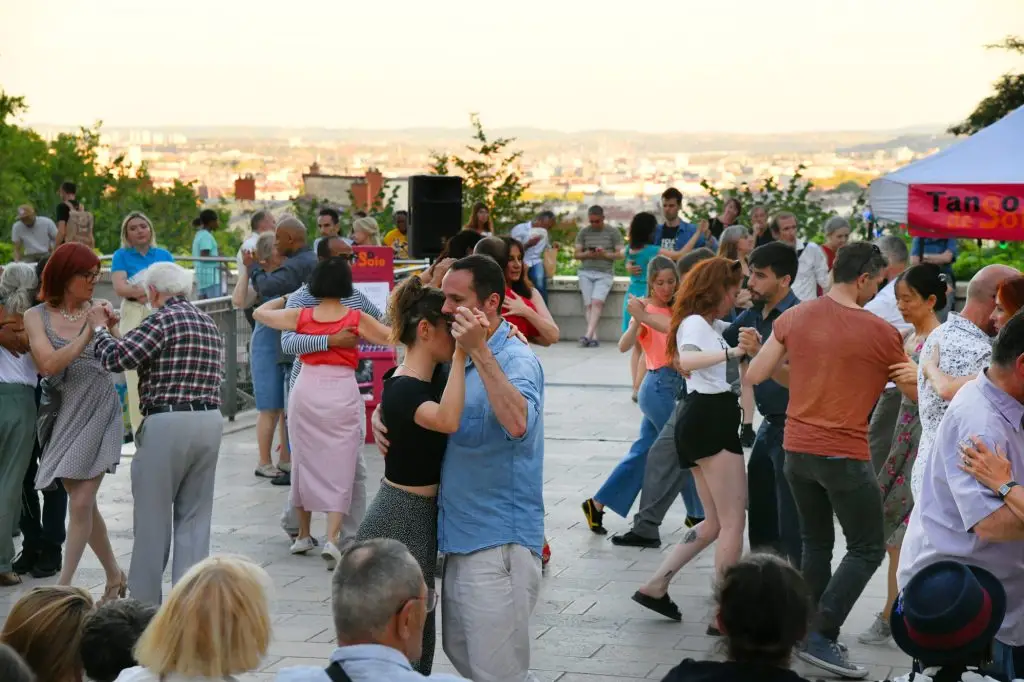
[966,265,1020,302]
[275,216,308,257]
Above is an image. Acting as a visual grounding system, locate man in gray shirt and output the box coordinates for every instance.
[11,205,57,263]
[899,312,1024,680]
[573,205,623,347]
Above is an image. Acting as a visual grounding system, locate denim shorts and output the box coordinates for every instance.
[251,324,288,411]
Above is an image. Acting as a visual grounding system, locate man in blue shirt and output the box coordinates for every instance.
[648,187,715,264]
[910,236,958,321]
[723,242,801,566]
[275,538,464,682]
[192,209,222,299]
[436,254,545,682]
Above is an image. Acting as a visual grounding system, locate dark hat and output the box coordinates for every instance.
[890,561,1006,665]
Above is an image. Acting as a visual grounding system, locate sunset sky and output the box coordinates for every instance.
[1,0,1021,133]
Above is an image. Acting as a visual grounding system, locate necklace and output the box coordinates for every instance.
[398,363,429,381]
[59,303,88,322]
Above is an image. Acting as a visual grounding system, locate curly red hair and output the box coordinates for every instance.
[997,275,1024,317]
[667,257,743,362]
[38,243,100,305]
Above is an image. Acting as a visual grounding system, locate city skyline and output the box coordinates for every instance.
[2,0,1022,134]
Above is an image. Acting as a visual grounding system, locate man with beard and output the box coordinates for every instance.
[745,242,914,678]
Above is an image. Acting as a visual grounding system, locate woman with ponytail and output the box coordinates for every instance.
[355,275,466,675]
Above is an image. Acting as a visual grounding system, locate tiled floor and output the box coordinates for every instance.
[4,343,913,681]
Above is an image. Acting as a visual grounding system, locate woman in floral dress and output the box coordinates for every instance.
[859,264,946,645]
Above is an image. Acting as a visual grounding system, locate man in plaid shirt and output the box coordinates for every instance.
[92,262,224,605]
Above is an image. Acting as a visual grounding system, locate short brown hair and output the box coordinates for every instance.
[0,585,94,682]
[38,243,100,306]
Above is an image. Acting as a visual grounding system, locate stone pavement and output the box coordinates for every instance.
[4,342,912,681]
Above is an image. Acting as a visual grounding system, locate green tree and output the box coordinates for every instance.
[291,180,401,243]
[429,114,534,231]
[949,36,1024,136]
[0,89,216,262]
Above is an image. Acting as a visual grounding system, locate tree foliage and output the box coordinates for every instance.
[684,166,871,242]
[429,114,535,231]
[0,89,228,263]
[291,182,401,243]
[949,36,1024,136]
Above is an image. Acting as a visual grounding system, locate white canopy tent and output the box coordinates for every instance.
[869,104,1024,225]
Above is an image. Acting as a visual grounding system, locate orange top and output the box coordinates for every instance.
[636,304,673,370]
[772,296,905,461]
[296,307,360,368]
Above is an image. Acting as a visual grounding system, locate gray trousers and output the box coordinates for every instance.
[0,384,37,573]
[129,410,224,605]
[280,450,368,544]
[868,387,902,475]
[631,399,702,540]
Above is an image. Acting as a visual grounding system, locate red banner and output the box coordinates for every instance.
[907,184,1024,240]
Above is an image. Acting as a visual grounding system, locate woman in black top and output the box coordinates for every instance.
[354,276,465,675]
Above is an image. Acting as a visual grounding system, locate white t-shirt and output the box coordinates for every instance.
[865,278,913,335]
[676,315,733,394]
[510,221,548,268]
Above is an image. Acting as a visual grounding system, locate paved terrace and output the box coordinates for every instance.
[5,343,911,681]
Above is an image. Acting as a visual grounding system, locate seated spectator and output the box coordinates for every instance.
[276,538,463,681]
[890,561,1009,682]
[660,553,813,682]
[81,599,157,682]
[0,643,35,682]
[0,585,94,682]
[115,555,271,682]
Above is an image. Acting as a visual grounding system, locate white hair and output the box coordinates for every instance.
[0,263,39,315]
[141,262,194,297]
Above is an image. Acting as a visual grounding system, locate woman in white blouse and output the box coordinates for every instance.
[631,257,747,631]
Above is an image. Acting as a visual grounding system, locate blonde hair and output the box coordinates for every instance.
[0,585,94,682]
[352,216,381,245]
[120,211,157,249]
[134,555,271,678]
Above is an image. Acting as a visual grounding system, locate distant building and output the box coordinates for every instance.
[302,166,409,213]
[234,175,256,201]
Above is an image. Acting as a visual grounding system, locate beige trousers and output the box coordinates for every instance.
[119,299,151,435]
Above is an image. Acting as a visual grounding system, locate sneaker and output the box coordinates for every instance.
[321,541,342,571]
[581,499,607,535]
[740,424,756,448]
[587,338,600,348]
[857,614,892,645]
[609,531,660,548]
[277,462,292,473]
[255,463,281,478]
[578,336,590,348]
[796,632,868,679]
[290,536,315,554]
[684,516,705,529]
[271,471,291,486]
[12,549,38,575]
[30,549,61,579]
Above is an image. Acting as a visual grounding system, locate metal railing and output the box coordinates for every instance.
[192,296,254,420]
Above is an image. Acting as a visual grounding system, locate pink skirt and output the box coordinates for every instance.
[287,364,362,514]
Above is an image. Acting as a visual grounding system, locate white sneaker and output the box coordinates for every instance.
[290,536,315,555]
[321,541,341,571]
[857,613,892,645]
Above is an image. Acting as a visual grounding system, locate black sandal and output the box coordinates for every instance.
[631,591,682,621]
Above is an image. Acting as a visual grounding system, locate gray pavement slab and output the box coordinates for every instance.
[4,342,911,681]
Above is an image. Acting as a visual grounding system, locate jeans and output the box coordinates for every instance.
[20,385,67,554]
[784,452,885,641]
[991,641,1024,680]
[746,421,801,566]
[527,262,547,303]
[595,367,682,518]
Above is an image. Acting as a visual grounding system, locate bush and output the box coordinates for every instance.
[952,240,1024,280]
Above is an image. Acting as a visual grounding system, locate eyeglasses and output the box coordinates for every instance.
[398,589,436,614]
[77,271,100,283]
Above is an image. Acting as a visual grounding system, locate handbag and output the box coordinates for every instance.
[37,369,67,451]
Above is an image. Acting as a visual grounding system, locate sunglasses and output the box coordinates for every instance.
[854,243,883,276]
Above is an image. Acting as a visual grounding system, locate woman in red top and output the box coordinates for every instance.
[497,237,559,346]
[254,256,391,569]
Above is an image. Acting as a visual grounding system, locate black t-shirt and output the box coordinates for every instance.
[709,218,727,240]
[660,224,680,250]
[755,230,775,248]
[56,200,80,224]
[660,659,811,682]
[380,364,450,486]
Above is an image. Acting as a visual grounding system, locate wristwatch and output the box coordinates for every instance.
[93,324,107,335]
[997,481,1019,500]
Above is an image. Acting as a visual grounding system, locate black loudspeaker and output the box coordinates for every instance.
[408,175,463,259]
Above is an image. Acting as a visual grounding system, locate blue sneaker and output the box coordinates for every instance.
[796,632,867,679]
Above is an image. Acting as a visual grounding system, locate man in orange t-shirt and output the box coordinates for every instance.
[744,241,913,679]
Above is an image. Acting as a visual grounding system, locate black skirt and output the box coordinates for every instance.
[674,391,743,466]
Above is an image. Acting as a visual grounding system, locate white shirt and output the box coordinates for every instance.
[115,666,237,682]
[865,278,913,389]
[791,240,830,303]
[677,315,733,394]
[0,347,37,386]
[510,221,547,268]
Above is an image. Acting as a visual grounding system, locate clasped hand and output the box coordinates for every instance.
[86,301,119,330]
[450,306,488,351]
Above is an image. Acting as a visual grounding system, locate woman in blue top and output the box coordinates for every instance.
[109,211,174,436]
[623,212,660,400]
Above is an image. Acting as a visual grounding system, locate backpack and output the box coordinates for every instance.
[64,201,95,249]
